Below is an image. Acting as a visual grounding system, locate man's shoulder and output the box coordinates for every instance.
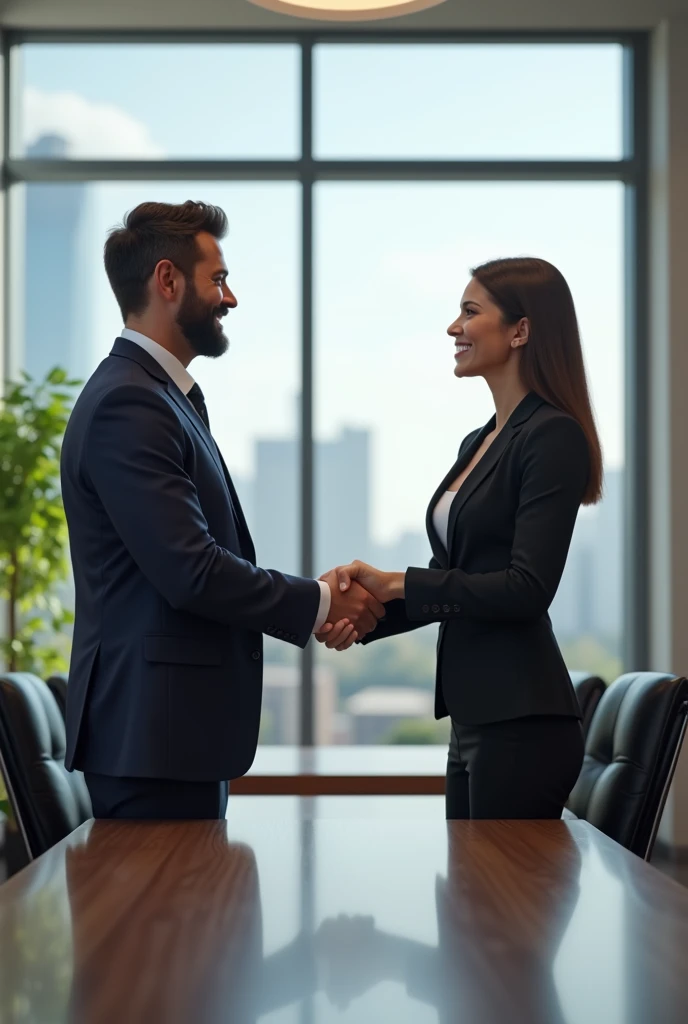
[76,353,164,407]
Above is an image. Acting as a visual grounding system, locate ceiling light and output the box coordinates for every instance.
[247,0,447,22]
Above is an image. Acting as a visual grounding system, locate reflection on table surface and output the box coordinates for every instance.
[0,802,687,1024]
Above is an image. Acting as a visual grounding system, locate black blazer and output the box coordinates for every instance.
[361,392,589,725]
[60,338,320,781]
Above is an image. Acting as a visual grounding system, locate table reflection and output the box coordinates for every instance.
[310,824,582,1022]
[62,819,586,1024]
[4,814,685,1024]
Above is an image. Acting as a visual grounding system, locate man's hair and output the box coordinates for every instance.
[103,200,228,318]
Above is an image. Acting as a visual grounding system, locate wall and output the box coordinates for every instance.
[649,17,688,852]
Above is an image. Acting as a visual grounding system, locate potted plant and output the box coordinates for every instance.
[0,367,81,676]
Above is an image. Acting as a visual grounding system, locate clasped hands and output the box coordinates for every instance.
[315,561,406,652]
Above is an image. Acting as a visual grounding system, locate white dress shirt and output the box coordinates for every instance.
[120,327,331,631]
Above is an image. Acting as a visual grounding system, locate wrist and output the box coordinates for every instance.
[385,572,405,600]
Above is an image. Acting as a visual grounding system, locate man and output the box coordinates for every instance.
[60,200,383,820]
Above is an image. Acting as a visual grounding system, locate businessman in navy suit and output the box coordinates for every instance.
[60,200,384,819]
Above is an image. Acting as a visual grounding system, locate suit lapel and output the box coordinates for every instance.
[110,338,254,560]
[215,448,256,563]
[164,384,255,559]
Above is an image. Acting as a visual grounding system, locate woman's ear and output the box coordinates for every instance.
[511,317,530,349]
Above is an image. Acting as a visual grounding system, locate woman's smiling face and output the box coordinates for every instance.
[447,277,528,380]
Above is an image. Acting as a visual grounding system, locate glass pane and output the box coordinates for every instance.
[13,180,301,744]
[315,43,623,160]
[315,181,624,746]
[12,44,300,159]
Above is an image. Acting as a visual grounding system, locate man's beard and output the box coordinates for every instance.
[176,279,229,358]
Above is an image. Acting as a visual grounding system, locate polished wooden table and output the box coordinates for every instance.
[0,803,687,1023]
[230,745,447,795]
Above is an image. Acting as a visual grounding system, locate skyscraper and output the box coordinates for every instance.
[24,134,92,383]
[316,427,371,576]
[251,427,373,578]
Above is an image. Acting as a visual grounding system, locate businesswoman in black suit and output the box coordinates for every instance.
[317,256,603,820]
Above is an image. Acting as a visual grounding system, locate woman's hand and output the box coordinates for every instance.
[326,561,406,603]
[314,618,358,651]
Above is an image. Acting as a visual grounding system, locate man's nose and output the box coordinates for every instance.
[223,286,238,309]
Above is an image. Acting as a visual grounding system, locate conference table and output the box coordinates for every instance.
[0,798,687,1023]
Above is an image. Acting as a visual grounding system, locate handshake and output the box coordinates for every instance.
[315,561,406,652]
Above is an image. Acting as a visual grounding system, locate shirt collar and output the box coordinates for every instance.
[120,327,195,396]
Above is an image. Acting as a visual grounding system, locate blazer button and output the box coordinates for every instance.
[431,604,440,613]
[290,634,298,642]
[442,604,450,613]
[454,605,460,612]
[251,651,261,661]
[422,604,430,613]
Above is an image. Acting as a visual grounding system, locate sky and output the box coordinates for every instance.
[13,41,625,547]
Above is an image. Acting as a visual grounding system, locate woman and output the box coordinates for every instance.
[317,256,602,820]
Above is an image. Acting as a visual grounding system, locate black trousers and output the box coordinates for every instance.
[85,773,229,820]
[446,714,584,820]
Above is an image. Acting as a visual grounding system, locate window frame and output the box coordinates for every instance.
[1,29,650,743]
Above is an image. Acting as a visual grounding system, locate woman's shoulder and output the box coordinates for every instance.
[520,399,589,458]
[526,399,586,432]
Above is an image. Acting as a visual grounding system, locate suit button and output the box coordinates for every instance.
[251,651,261,661]
[290,634,298,642]
[431,604,440,613]
[454,605,460,612]
[442,604,450,613]
[422,604,430,613]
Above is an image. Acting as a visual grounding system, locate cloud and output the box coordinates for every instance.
[22,86,165,159]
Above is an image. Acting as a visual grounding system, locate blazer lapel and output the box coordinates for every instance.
[445,392,546,561]
[425,424,491,567]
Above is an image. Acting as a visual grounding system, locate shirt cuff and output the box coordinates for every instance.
[312,580,332,633]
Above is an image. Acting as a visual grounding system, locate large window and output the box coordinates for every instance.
[5,36,644,746]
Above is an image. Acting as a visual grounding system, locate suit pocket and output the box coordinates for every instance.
[143,635,222,666]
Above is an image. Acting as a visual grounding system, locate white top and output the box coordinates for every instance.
[119,326,331,633]
[432,490,457,552]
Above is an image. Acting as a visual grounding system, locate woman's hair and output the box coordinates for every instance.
[471,256,603,505]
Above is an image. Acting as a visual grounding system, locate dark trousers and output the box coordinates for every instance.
[446,714,584,820]
[85,773,229,820]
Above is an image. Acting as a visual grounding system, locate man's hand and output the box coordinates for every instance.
[327,573,385,636]
[311,565,393,651]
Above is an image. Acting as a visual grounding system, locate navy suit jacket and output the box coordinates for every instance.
[361,393,588,726]
[60,338,320,780]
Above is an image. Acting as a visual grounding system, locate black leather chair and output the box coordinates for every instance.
[0,672,92,861]
[45,672,68,722]
[566,672,688,860]
[568,670,606,741]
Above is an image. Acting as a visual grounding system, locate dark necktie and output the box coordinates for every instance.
[187,382,210,431]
